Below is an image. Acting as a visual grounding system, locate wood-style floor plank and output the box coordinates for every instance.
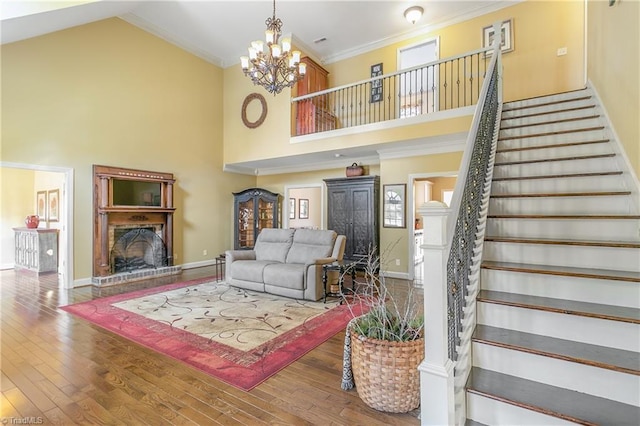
[1,267,420,425]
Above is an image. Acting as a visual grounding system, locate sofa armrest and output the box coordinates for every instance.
[226,250,256,263]
[225,250,256,283]
[309,257,336,266]
[303,257,338,301]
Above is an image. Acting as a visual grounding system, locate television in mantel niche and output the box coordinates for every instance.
[92,164,176,278]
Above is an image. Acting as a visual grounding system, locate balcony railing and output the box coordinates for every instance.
[291,48,491,136]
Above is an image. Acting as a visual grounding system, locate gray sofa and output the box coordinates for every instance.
[225,228,346,301]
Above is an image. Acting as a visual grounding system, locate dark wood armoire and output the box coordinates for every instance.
[324,175,380,263]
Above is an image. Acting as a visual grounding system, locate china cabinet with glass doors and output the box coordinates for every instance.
[233,188,280,249]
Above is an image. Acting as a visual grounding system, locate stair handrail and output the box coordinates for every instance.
[418,21,503,425]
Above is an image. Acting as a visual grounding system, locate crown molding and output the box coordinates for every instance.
[322,1,519,64]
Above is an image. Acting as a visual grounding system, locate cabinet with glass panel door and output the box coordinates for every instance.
[233,188,279,249]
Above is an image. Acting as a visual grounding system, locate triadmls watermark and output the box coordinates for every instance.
[1,417,44,425]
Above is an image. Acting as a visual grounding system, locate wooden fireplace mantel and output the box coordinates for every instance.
[93,165,176,277]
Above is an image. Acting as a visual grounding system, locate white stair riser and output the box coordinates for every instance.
[499,118,602,139]
[501,105,596,126]
[493,157,617,178]
[477,302,640,352]
[503,92,592,111]
[489,195,632,215]
[466,392,577,426]
[481,268,640,308]
[491,174,624,194]
[472,343,639,406]
[496,143,613,164]
[486,217,640,243]
[483,242,640,272]
[497,129,607,151]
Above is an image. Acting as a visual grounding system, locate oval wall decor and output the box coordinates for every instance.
[241,93,268,128]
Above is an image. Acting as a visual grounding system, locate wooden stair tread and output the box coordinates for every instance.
[496,139,609,153]
[502,94,591,112]
[467,368,640,426]
[488,214,640,219]
[481,260,640,283]
[498,126,604,141]
[494,152,615,166]
[490,191,630,198]
[477,289,640,323]
[473,325,640,375]
[500,115,600,130]
[501,105,596,121]
[484,236,640,249]
[492,171,622,181]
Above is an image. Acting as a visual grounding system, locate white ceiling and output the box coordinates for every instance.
[1,0,513,174]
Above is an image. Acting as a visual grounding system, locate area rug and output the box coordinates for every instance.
[60,278,364,391]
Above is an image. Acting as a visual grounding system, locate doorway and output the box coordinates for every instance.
[284,184,324,230]
[408,172,457,285]
[1,162,74,288]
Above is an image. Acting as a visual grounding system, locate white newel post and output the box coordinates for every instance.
[418,201,455,425]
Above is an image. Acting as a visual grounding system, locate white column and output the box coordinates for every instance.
[418,201,456,425]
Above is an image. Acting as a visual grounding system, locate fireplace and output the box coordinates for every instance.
[110,227,167,273]
[92,165,181,286]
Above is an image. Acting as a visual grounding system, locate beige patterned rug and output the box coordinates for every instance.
[61,277,362,390]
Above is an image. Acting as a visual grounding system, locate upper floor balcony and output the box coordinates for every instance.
[291,48,491,140]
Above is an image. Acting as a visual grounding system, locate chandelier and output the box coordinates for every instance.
[240,0,306,95]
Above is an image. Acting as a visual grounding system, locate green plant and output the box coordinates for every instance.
[342,245,424,342]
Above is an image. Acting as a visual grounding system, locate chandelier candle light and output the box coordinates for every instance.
[240,0,306,95]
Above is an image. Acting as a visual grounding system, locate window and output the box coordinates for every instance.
[383,184,406,228]
[398,38,439,117]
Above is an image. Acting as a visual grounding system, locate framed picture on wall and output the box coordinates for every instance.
[483,19,514,55]
[289,198,296,219]
[36,191,47,220]
[383,184,406,228]
[299,199,309,219]
[48,189,59,222]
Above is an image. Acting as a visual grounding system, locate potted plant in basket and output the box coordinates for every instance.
[341,247,424,414]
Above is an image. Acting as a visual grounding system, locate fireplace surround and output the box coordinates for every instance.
[92,165,180,286]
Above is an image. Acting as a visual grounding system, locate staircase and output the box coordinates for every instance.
[465,89,640,425]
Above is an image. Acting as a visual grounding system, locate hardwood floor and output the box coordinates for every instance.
[0,267,421,425]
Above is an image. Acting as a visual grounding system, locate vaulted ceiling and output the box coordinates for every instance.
[1,1,512,67]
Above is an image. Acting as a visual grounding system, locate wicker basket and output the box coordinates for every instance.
[350,330,424,413]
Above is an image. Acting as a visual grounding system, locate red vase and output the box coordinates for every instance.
[25,215,40,229]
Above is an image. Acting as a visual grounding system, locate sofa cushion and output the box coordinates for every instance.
[254,228,295,263]
[229,259,278,282]
[285,229,337,265]
[263,263,305,290]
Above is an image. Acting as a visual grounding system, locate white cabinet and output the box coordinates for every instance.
[13,228,59,274]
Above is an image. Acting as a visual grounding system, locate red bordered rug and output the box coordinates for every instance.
[60,278,363,391]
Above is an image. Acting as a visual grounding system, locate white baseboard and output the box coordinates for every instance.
[381,270,411,280]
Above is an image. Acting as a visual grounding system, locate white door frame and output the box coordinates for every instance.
[407,171,457,281]
[1,162,74,289]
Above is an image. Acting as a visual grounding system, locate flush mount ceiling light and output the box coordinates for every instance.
[404,6,424,24]
[240,0,306,95]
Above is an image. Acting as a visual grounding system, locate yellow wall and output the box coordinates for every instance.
[1,18,255,281]
[587,0,640,175]
[0,168,34,268]
[380,152,463,274]
[325,0,585,103]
